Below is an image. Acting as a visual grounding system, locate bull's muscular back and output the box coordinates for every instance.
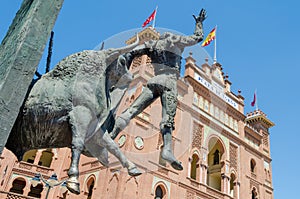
[6,50,109,158]
[26,50,107,109]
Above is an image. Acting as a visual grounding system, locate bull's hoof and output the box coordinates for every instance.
[171,161,183,171]
[128,166,142,176]
[161,150,183,171]
[66,180,80,195]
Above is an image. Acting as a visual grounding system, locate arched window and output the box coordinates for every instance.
[87,177,95,199]
[190,153,200,180]
[9,178,26,195]
[210,104,214,116]
[199,96,204,109]
[204,100,209,112]
[22,149,37,164]
[154,185,166,199]
[251,187,258,199]
[193,92,199,105]
[28,184,43,198]
[250,159,256,173]
[130,95,135,103]
[39,149,53,167]
[230,173,236,197]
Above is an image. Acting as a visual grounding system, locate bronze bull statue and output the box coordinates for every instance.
[5,36,141,194]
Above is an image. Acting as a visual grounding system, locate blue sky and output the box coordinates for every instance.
[1,1,299,198]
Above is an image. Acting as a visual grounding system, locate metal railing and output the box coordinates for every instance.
[0,191,36,199]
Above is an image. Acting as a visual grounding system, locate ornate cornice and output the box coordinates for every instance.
[246,110,275,128]
[126,27,160,45]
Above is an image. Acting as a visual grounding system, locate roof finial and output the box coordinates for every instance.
[205,57,209,63]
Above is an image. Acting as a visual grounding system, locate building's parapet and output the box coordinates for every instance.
[246,109,275,129]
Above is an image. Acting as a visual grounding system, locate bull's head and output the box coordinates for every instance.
[105,34,139,65]
[105,34,139,88]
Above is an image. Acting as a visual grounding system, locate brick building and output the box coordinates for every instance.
[0,27,274,199]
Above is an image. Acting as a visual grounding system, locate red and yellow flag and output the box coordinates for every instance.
[201,27,216,47]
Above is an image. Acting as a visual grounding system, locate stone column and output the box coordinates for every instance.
[227,176,230,195]
[235,181,240,199]
[40,186,50,199]
[221,173,230,194]
[0,0,64,153]
[50,149,56,168]
[33,150,43,165]
[23,182,31,196]
[199,163,202,183]
[200,163,207,184]
[201,149,208,184]
[187,157,192,179]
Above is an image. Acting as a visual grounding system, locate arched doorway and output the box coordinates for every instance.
[9,178,26,195]
[28,183,43,198]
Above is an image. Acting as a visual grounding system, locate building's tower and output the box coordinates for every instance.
[244,110,275,199]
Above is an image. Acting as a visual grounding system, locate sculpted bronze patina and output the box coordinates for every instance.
[110,9,207,170]
[5,36,141,195]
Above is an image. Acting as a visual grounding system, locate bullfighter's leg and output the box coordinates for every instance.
[99,130,142,176]
[160,89,183,170]
[66,106,93,195]
[110,86,157,139]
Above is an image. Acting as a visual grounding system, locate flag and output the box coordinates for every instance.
[142,9,157,28]
[251,92,256,107]
[201,27,216,47]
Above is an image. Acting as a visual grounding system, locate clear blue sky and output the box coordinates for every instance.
[1,1,298,198]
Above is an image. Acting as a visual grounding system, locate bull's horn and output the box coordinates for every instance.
[117,34,139,54]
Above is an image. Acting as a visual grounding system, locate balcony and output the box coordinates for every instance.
[208,164,222,174]
[12,161,54,177]
[206,186,227,199]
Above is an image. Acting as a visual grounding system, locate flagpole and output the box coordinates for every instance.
[213,25,217,64]
[152,6,158,28]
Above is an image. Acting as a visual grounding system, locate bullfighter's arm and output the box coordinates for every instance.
[179,8,207,47]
